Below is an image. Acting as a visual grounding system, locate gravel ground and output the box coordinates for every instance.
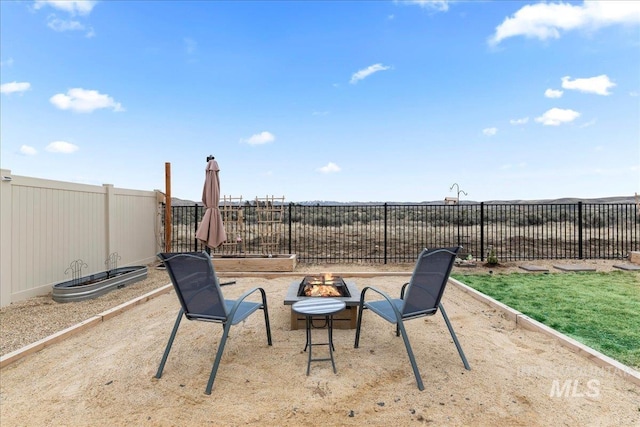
[0,258,629,357]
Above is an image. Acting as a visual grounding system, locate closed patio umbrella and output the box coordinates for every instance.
[195,157,227,249]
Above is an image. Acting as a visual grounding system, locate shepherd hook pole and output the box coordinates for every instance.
[450,184,468,248]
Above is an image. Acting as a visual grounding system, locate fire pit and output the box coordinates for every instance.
[298,274,351,298]
[284,276,360,330]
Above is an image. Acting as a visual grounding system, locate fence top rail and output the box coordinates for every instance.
[170,201,637,209]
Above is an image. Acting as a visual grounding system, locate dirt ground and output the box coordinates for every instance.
[1,260,639,426]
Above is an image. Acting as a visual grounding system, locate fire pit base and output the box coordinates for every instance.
[284,279,360,330]
[290,306,357,330]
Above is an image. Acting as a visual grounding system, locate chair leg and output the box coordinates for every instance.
[439,303,471,371]
[354,301,365,348]
[205,322,232,395]
[155,309,184,379]
[260,289,273,345]
[397,319,425,391]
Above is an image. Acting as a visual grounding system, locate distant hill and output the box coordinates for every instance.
[171,196,637,206]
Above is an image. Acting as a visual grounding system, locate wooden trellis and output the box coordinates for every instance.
[220,195,245,253]
[255,195,285,255]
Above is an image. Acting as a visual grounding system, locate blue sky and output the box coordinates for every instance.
[1,0,639,203]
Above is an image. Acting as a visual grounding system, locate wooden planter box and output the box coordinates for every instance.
[211,254,297,272]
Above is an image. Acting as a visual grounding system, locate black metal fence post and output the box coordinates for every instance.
[480,202,485,262]
[288,203,292,254]
[384,203,388,264]
[578,201,583,259]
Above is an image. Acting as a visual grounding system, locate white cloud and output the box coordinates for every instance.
[535,107,580,126]
[1,58,14,67]
[50,88,124,113]
[35,1,96,36]
[488,1,640,46]
[46,141,79,153]
[47,17,84,32]
[545,88,564,98]
[510,117,529,125]
[34,0,97,15]
[19,145,38,156]
[350,63,391,84]
[241,131,275,145]
[561,75,616,95]
[401,0,450,12]
[482,127,498,136]
[1,81,31,94]
[317,162,341,173]
[184,38,197,55]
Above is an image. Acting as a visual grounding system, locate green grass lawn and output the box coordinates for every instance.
[451,271,640,370]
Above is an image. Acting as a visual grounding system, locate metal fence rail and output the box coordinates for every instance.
[166,202,639,264]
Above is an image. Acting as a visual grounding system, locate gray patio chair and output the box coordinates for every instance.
[354,247,470,390]
[155,251,272,394]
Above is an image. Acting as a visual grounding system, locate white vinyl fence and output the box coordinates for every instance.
[0,169,163,307]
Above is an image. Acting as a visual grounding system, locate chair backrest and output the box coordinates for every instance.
[401,247,460,318]
[158,252,227,322]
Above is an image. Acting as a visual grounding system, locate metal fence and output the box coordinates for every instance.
[166,202,639,264]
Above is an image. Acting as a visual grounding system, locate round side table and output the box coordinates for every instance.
[292,298,346,375]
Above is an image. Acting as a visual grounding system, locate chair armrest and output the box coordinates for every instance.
[359,286,404,323]
[226,287,267,320]
[400,282,410,300]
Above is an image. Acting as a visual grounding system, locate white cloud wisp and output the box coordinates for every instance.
[50,88,124,113]
[19,145,38,156]
[350,63,391,84]
[317,162,341,173]
[46,141,79,153]
[545,88,564,98]
[241,131,276,146]
[34,0,98,15]
[489,1,640,46]
[1,81,31,94]
[483,127,498,136]
[510,117,529,125]
[561,74,616,95]
[401,0,450,12]
[535,108,580,126]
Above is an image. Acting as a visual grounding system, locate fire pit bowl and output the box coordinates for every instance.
[284,277,360,330]
[297,274,351,298]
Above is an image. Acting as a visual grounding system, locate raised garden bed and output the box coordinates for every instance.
[211,254,297,272]
[52,266,148,303]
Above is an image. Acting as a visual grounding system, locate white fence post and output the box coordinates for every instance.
[0,169,13,307]
[104,184,116,259]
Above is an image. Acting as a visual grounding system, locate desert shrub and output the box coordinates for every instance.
[486,246,499,266]
[584,214,605,227]
[315,214,343,227]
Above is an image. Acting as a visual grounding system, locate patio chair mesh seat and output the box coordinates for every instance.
[155,251,272,394]
[354,247,470,390]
